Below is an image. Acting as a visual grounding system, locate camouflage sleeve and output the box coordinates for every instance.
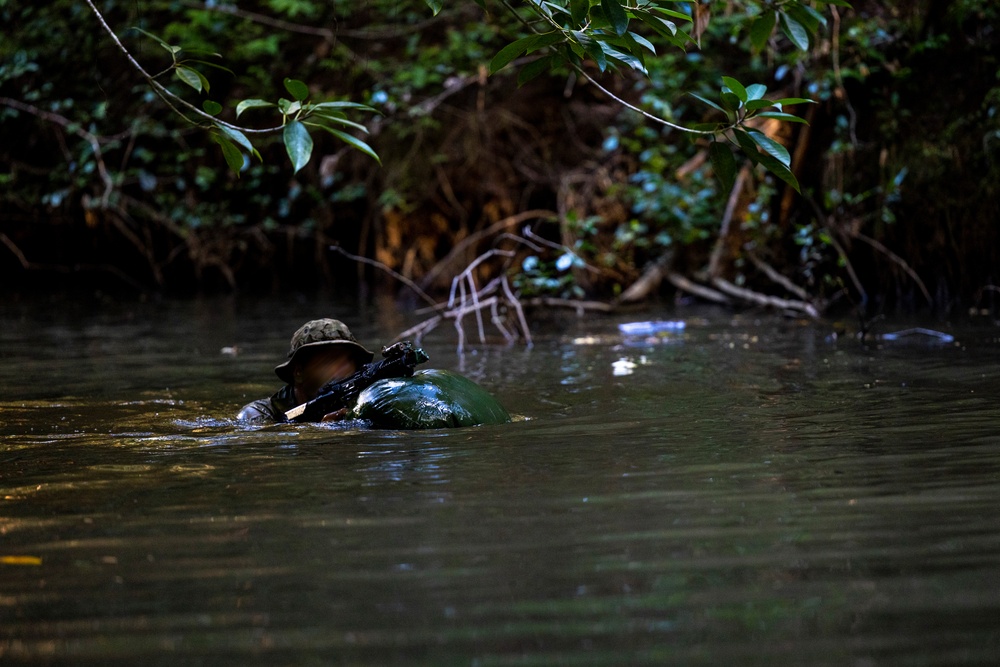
[236,398,281,424]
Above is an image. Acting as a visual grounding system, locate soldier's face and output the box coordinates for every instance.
[293,348,360,401]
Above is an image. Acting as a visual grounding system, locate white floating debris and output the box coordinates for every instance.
[572,336,603,346]
[612,358,637,376]
[618,321,686,336]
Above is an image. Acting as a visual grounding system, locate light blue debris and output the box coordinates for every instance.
[881,328,955,343]
[618,321,686,336]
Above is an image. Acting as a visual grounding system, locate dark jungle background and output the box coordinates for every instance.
[1,0,998,321]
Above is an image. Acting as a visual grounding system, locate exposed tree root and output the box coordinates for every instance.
[710,277,820,319]
[666,272,730,304]
[617,252,673,304]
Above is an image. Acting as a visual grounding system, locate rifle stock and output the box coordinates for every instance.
[283,341,429,422]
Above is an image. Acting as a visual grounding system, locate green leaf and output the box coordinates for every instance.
[132,27,181,56]
[235,99,275,118]
[709,141,737,193]
[489,33,563,74]
[601,43,646,73]
[517,54,556,86]
[177,48,223,58]
[733,130,799,191]
[185,59,234,75]
[217,124,261,161]
[747,129,791,168]
[570,0,589,25]
[175,66,207,93]
[689,92,728,116]
[720,91,743,112]
[626,31,656,55]
[490,39,528,75]
[650,7,692,22]
[202,100,223,116]
[733,129,760,166]
[284,78,309,102]
[721,76,748,104]
[424,0,443,15]
[787,4,825,32]
[283,120,313,174]
[755,150,801,192]
[745,83,767,101]
[756,111,810,124]
[212,134,244,175]
[601,0,629,36]
[309,124,381,164]
[772,97,815,107]
[749,11,776,52]
[634,11,678,42]
[573,30,607,71]
[278,98,301,116]
[310,100,378,113]
[308,112,369,134]
[779,12,810,50]
[745,98,775,112]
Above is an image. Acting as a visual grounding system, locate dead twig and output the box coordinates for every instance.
[851,231,932,307]
[330,244,438,308]
[420,210,557,289]
[337,242,533,353]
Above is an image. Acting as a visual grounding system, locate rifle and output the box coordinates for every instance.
[283,341,429,423]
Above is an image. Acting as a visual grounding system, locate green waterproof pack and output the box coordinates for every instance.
[351,369,511,429]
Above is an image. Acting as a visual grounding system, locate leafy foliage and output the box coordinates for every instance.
[3,0,998,313]
[474,0,848,191]
[126,22,380,175]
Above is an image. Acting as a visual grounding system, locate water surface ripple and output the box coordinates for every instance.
[1,301,999,665]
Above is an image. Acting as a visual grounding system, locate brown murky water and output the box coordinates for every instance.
[2,297,999,665]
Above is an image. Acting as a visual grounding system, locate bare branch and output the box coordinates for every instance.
[420,209,557,289]
[850,231,932,307]
[0,96,115,206]
[329,245,438,308]
[577,68,718,136]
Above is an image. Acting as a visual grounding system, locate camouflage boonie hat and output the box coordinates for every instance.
[274,318,375,383]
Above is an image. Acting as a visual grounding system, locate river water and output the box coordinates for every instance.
[1,297,999,666]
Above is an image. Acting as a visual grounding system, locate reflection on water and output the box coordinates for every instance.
[2,298,1000,665]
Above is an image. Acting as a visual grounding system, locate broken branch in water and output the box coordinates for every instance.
[333,243,533,353]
